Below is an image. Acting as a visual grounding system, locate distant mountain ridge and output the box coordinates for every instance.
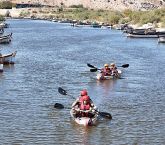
[12,0,165,10]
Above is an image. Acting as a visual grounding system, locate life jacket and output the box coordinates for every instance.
[110,67,118,75]
[80,103,91,117]
[101,68,111,76]
[78,96,91,117]
[80,103,90,110]
[79,95,89,103]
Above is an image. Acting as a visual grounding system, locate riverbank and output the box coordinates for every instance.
[0,7,165,29]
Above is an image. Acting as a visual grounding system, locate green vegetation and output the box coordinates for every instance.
[122,8,165,25]
[0,1,12,9]
[19,11,30,17]
[69,4,84,8]
[12,3,17,8]
[0,15,5,21]
[47,7,165,26]
[51,8,123,24]
[46,5,165,25]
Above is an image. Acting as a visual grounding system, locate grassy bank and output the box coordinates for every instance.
[1,6,165,27]
[0,14,5,21]
[25,7,165,27]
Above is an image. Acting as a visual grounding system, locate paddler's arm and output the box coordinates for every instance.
[71,98,79,107]
[89,99,94,107]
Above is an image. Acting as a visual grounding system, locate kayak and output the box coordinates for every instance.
[96,69,122,80]
[70,107,99,126]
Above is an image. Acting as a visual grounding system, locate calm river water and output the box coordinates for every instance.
[0,19,165,145]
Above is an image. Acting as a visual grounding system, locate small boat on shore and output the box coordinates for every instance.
[158,36,165,43]
[0,63,3,72]
[0,22,9,28]
[0,33,12,44]
[96,69,122,80]
[127,33,159,38]
[0,28,4,35]
[0,51,17,64]
[126,29,165,38]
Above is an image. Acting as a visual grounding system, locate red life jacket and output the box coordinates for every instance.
[80,103,90,110]
[101,68,111,76]
[79,96,91,110]
[78,96,91,117]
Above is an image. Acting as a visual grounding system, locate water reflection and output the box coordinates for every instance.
[3,64,15,72]
[96,79,117,91]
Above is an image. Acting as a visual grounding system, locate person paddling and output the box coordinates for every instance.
[71,90,95,118]
[110,63,118,77]
[100,64,112,76]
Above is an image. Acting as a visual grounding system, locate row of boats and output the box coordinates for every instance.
[123,26,165,43]
[0,22,17,73]
[49,18,165,43]
[68,20,165,43]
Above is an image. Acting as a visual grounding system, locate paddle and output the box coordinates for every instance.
[90,68,99,72]
[57,87,112,119]
[54,103,65,109]
[87,63,97,69]
[88,63,129,72]
[87,63,129,69]
[54,103,112,119]
[119,64,129,68]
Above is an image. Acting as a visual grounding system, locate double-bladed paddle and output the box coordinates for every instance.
[87,63,129,72]
[54,103,112,119]
[57,87,112,119]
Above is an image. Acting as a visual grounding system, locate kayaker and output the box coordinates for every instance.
[72,90,95,117]
[110,63,118,76]
[100,64,112,76]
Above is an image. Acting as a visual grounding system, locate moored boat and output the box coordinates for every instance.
[0,63,3,72]
[0,51,17,64]
[158,36,165,43]
[127,33,159,38]
[0,28,4,35]
[70,107,99,126]
[96,69,122,80]
[126,29,165,38]
[0,22,9,28]
[0,33,12,44]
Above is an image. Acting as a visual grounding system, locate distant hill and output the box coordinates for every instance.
[12,0,165,11]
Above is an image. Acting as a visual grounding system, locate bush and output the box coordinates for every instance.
[123,9,133,17]
[127,8,165,25]
[0,1,12,9]
[109,13,121,24]
[12,3,16,8]
[0,15,5,21]
[120,17,130,24]
[19,11,30,17]
[69,4,84,8]
[140,12,160,24]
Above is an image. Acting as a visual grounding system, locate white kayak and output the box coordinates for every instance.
[96,69,122,80]
[70,107,99,126]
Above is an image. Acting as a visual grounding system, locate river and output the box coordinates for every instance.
[0,19,164,145]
